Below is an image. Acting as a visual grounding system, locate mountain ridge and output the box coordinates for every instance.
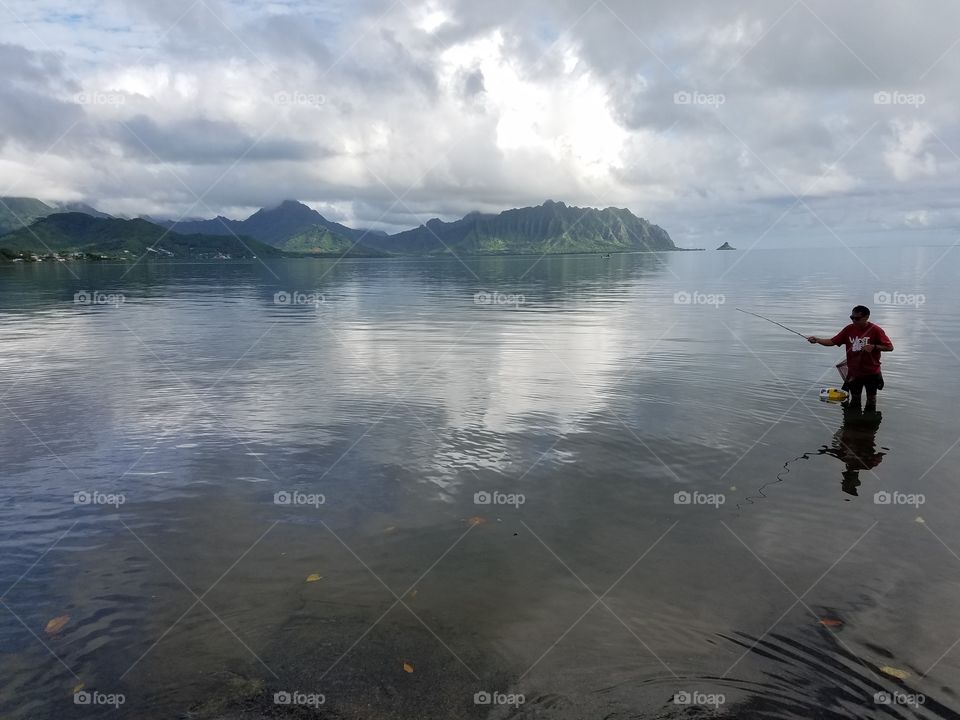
[158,199,382,248]
[0,197,112,236]
[0,213,284,259]
[1,198,678,258]
[361,199,676,255]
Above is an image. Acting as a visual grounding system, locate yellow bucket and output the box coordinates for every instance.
[819,388,848,402]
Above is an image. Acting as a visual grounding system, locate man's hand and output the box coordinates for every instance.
[807,336,818,344]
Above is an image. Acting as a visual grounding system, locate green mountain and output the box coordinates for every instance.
[156,199,675,256]
[53,201,112,218]
[282,224,388,256]
[0,197,56,236]
[365,200,676,255]
[160,200,385,248]
[0,213,284,259]
[0,197,114,236]
[1,198,677,259]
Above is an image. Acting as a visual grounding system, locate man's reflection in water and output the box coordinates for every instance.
[818,404,887,496]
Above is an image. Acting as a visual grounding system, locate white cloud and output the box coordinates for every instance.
[0,0,958,244]
[884,119,938,181]
[416,4,451,34]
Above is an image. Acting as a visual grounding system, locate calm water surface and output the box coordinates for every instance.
[1,247,958,718]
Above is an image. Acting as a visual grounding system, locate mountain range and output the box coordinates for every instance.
[365,200,675,255]
[0,213,283,260]
[157,199,389,255]
[0,197,111,236]
[0,197,679,260]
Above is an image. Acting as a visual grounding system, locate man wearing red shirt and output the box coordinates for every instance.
[807,305,894,409]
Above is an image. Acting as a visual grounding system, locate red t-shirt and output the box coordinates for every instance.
[830,322,891,378]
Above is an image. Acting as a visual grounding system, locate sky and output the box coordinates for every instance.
[0,0,959,247]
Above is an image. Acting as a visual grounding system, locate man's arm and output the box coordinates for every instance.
[865,328,894,353]
[807,336,837,346]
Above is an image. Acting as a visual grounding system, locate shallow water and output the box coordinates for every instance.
[1,246,958,718]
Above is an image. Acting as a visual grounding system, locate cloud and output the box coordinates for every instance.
[0,43,87,153]
[0,0,958,242]
[116,115,325,164]
[883,119,937,181]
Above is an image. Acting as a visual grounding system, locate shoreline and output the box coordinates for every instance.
[0,247,702,265]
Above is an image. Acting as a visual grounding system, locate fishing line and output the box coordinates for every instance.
[735,451,815,514]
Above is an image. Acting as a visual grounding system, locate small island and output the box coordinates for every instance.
[717,241,736,250]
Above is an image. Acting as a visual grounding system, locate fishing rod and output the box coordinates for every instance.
[735,308,808,339]
[737,308,851,388]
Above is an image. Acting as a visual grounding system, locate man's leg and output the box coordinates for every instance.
[847,378,864,406]
[864,374,880,411]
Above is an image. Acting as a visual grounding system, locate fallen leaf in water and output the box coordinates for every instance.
[818,618,843,627]
[466,516,487,526]
[305,574,323,583]
[915,517,925,524]
[44,615,69,634]
[408,590,418,599]
[402,662,414,673]
[72,683,84,695]
[880,666,910,680]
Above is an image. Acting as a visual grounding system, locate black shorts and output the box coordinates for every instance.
[844,373,884,395]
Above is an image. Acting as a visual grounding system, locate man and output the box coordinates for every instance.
[807,305,893,409]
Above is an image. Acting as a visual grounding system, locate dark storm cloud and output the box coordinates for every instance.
[114,115,326,164]
[0,43,88,152]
